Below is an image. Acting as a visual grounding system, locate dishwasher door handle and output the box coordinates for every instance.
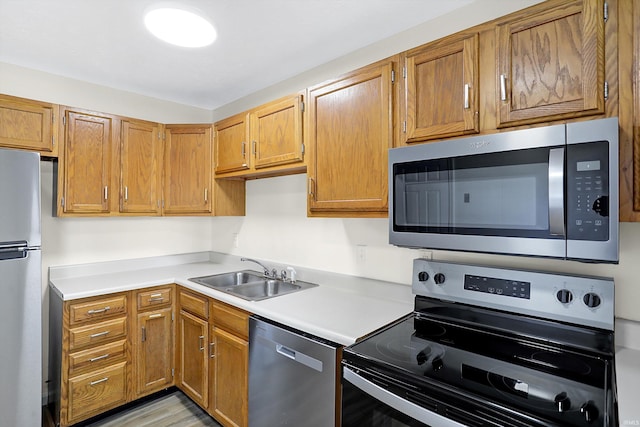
[275,344,323,372]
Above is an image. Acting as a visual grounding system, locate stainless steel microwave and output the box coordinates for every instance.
[388,117,619,263]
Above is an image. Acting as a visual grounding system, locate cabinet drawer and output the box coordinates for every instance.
[179,289,209,320]
[69,339,126,375]
[137,287,172,310]
[69,294,127,324]
[68,361,127,423]
[212,300,249,340]
[69,317,127,350]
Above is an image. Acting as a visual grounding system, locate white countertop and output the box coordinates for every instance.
[49,252,414,346]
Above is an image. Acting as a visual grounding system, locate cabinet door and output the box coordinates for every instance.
[120,119,162,214]
[60,108,113,214]
[163,125,212,215]
[211,327,248,427]
[307,59,395,216]
[214,113,250,174]
[0,94,57,155]
[496,0,605,126]
[250,94,304,169]
[402,33,479,143]
[137,307,173,396]
[177,310,208,408]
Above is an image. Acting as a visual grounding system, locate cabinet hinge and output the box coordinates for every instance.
[300,101,305,112]
[403,66,407,79]
[604,2,608,22]
[402,121,407,133]
[52,136,55,146]
[171,368,174,378]
[391,70,395,83]
[301,143,305,155]
[62,115,66,126]
[604,81,609,100]
[60,197,65,207]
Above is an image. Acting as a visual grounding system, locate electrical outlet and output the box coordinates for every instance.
[233,233,239,248]
[418,249,432,260]
[356,245,367,262]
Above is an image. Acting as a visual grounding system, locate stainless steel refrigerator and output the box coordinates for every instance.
[0,148,42,426]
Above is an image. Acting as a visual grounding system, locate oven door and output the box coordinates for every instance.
[342,367,467,427]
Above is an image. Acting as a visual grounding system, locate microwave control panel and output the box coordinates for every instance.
[566,141,609,241]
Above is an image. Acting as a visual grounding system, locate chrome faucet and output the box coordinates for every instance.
[241,258,277,278]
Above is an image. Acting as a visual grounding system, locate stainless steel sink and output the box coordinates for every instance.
[190,270,263,288]
[189,270,317,301]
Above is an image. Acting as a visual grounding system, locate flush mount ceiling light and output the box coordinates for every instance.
[144,6,216,48]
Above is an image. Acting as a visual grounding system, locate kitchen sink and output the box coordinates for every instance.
[190,270,263,288]
[189,270,318,301]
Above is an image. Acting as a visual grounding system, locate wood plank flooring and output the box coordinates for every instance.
[75,390,221,427]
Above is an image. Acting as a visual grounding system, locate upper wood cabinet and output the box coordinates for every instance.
[214,93,305,179]
[214,113,250,175]
[163,124,213,215]
[618,0,640,221]
[401,32,479,144]
[58,107,115,215]
[250,94,304,170]
[306,58,397,217]
[496,0,606,127]
[0,94,58,156]
[120,119,163,215]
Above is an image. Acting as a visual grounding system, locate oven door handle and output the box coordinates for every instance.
[343,367,468,427]
[548,147,565,236]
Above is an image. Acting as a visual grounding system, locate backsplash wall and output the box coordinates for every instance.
[212,174,640,323]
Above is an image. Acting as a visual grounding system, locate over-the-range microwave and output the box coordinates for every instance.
[388,117,619,263]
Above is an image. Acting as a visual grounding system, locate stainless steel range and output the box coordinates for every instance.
[341,260,617,426]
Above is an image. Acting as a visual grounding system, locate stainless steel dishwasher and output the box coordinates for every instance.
[248,315,341,427]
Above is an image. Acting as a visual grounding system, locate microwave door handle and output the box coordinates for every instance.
[548,147,565,236]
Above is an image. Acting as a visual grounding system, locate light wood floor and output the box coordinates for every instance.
[45,390,222,427]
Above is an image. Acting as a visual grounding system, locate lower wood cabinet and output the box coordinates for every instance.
[67,361,127,423]
[49,291,131,427]
[177,308,210,408]
[135,285,174,397]
[209,301,249,427]
[50,285,250,427]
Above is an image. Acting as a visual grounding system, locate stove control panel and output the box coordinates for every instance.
[412,259,615,331]
[464,274,531,299]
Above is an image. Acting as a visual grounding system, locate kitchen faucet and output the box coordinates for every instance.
[241,257,277,279]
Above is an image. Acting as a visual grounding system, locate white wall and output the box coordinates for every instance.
[213,175,640,323]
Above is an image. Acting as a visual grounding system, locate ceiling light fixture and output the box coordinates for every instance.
[144,6,216,48]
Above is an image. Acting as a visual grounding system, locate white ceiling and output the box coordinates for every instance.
[0,0,475,110]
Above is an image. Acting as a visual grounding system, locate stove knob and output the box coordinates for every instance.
[554,392,571,413]
[580,401,599,423]
[431,357,444,372]
[418,271,430,282]
[434,273,446,285]
[416,350,428,365]
[583,292,601,309]
[556,289,573,304]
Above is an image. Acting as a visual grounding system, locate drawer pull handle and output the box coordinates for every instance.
[199,335,205,351]
[90,377,109,386]
[209,342,215,358]
[148,297,164,303]
[89,354,110,362]
[90,331,110,339]
[141,326,146,342]
[150,293,163,298]
[148,313,162,319]
[87,306,111,315]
